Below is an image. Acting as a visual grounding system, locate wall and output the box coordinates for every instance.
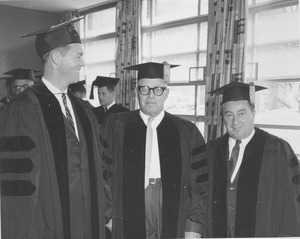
[0,5,60,98]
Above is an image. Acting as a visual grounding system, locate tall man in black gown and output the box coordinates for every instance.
[101,62,208,239]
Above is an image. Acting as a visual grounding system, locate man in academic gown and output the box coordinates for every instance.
[204,81,300,237]
[0,18,110,239]
[90,76,130,126]
[0,68,37,111]
[101,62,208,239]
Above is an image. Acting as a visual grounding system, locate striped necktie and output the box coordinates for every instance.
[62,93,75,132]
[229,140,242,176]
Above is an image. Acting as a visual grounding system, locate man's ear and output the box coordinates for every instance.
[50,50,61,65]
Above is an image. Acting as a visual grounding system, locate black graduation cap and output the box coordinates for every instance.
[22,17,83,58]
[89,76,120,99]
[208,81,267,104]
[69,80,86,91]
[124,62,179,82]
[4,68,38,81]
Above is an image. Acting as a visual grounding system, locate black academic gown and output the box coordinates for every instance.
[93,103,130,125]
[101,110,208,239]
[0,82,109,239]
[205,128,300,237]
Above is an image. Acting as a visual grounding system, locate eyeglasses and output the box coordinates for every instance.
[137,86,167,96]
[12,84,29,93]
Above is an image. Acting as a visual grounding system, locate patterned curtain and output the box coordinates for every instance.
[205,0,246,141]
[115,0,140,110]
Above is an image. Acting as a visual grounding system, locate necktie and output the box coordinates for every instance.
[62,93,75,132]
[229,140,242,177]
[145,117,154,188]
[103,106,107,112]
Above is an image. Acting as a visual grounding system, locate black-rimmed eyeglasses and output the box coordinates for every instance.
[12,84,29,94]
[137,86,167,96]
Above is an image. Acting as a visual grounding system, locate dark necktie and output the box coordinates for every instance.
[229,140,242,176]
[62,93,75,132]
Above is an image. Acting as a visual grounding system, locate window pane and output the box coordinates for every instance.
[142,24,198,57]
[254,82,300,126]
[259,127,300,158]
[145,53,206,83]
[200,0,209,15]
[85,8,116,37]
[196,85,206,115]
[247,5,300,80]
[249,0,281,6]
[199,22,208,50]
[84,38,116,64]
[142,0,199,26]
[251,46,300,80]
[254,6,299,44]
[165,85,196,115]
[195,121,205,135]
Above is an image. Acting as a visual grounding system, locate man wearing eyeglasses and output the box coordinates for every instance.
[101,62,208,239]
[3,68,37,97]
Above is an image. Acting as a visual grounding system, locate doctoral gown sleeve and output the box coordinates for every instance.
[183,122,208,234]
[0,92,51,238]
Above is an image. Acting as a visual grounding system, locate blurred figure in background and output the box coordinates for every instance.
[69,79,87,99]
[90,76,130,126]
[0,76,13,111]
[4,68,37,98]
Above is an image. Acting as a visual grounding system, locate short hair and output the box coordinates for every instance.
[42,45,71,64]
[99,84,115,93]
[222,100,255,113]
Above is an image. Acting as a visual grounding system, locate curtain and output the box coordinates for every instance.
[115,0,140,110]
[205,0,247,141]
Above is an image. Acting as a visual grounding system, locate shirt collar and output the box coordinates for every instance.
[229,128,255,147]
[139,110,165,127]
[42,77,67,95]
[106,101,115,110]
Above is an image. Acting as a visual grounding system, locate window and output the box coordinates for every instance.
[79,2,118,105]
[246,0,300,157]
[141,0,209,133]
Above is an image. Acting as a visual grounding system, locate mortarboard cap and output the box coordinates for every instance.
[22,17,83,58]
[4,68,38,82]
[124,61,179,83]
[208,81,267,105]
[69,80,86,91]
[89,76,120,99]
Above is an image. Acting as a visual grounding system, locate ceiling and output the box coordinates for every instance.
[0,0,109,13]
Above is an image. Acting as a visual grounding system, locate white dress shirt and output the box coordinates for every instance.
[228,129,255,182]
[42,77,79,140]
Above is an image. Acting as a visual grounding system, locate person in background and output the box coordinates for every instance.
[101,62,208,239]
[68,79,87,99]
[0,18,110,239]
[90,76,130,126]
[4,68,37,97]
[204,81,300,237]
[0,76,13,111]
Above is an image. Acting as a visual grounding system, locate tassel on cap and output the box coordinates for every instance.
[163,61,170,84]
[249,82,255,105]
